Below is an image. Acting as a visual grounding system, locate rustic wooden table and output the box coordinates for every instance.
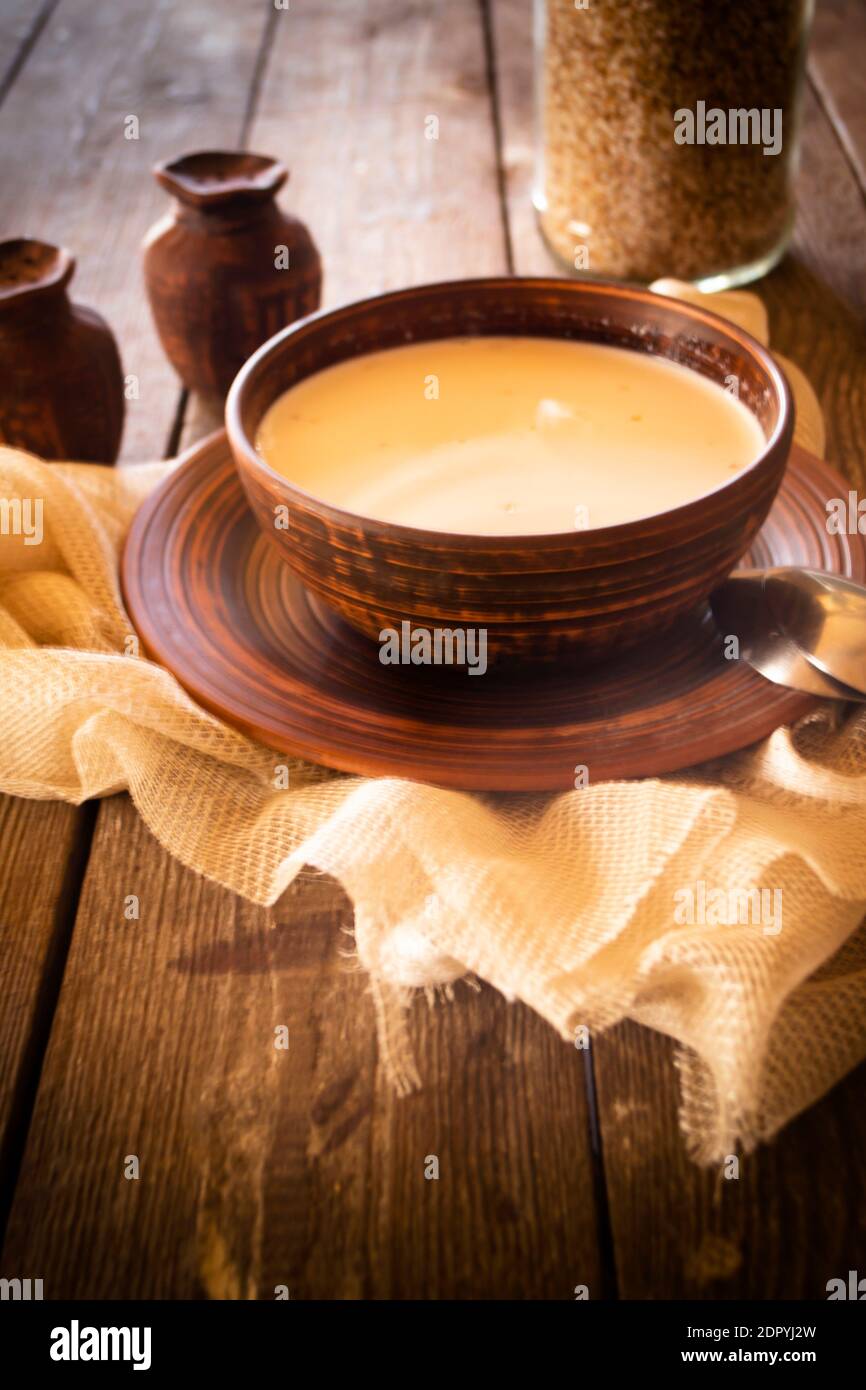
[1,0,865,1300]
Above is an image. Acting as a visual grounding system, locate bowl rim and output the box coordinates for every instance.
[224,275,794,548]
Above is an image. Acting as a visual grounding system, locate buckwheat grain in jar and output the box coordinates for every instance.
[534,0,813,288]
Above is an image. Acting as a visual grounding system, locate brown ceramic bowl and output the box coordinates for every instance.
[225,277,794,664]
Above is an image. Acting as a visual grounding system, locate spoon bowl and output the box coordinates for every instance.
[764,568,866,694]
[711,568,866,700]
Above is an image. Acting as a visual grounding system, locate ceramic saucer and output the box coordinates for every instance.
[121,433,866,791]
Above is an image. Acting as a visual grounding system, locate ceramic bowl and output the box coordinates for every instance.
[225,276,794,664]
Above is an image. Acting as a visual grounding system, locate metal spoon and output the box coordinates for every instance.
[710,568,866,701]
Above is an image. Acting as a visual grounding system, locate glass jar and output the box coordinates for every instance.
[534,0,814,289]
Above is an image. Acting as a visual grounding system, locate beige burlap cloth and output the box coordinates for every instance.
[1,284,864,1164]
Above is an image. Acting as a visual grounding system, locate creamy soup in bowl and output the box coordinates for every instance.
[226,277,794,664]
[255,335,766,536]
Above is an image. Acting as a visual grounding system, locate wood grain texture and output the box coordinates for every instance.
[0,0,57,107]
[587,1021,866,1299]
[250,0,505,305]
[1,0,605,1298]
[0,796,92,1233]
[761,87,866,499]
[122,432,862,789]
[810,0,866,195]
[496,0,866,1299]
[0,765,602,1298]
[490,0,554,279]
[0,0,43,65]
[0,0,271,460]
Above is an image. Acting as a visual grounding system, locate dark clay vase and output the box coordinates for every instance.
[0,238,125,463]
[143,150,323,398]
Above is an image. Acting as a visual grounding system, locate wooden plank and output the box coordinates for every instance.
[253,0,505,305]
[0,0,270,460]
[2,801,601,1298]
[493,0,866,1297]
[0,0,40,61]
[2,0,605,1298]
[761,86,866,494]
[488,0,555,278]
[810,0,866,195]
[0,0,95,1242]
[587,1021,866,1299]
[0,0,272,1264]
[0,2,56,104]
[0,797,93,1233]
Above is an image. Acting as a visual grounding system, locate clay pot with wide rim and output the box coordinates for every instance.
[0,238,124,463]
[143,150,322,399]
[226,276,795,666]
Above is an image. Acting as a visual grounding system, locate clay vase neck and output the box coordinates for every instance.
[154,150,289,217]
[0,238,75,323]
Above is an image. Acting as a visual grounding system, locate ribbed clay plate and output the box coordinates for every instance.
[121,432,866,791]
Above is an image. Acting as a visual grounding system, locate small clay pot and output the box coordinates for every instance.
[143,150,323,398]
[0,238,125,463]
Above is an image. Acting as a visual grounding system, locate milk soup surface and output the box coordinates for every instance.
[256,336,766,535]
